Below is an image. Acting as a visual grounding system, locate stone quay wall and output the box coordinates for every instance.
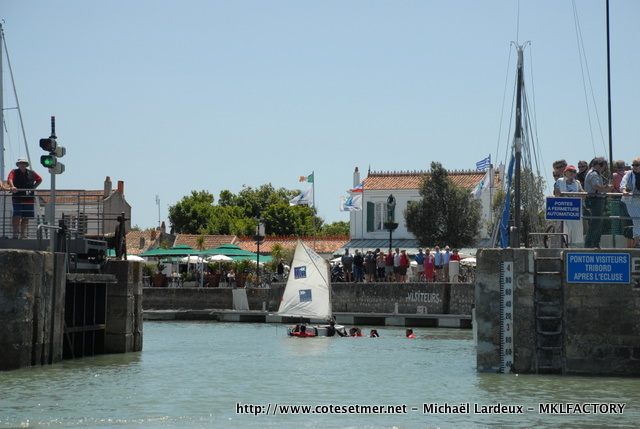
[103,260,144,354]
[475,248,640,377]
[0,250,66,371]
[142,282,474,316]
[1,251,144,371]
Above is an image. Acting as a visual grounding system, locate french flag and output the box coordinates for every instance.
[350,183,363,192]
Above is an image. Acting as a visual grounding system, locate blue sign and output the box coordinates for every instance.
[546,197,582,221]
[566,253,630,283]
[299,289,312,302]
[294,266,307,279]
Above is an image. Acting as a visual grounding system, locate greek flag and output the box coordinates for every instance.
[476,155,491,170]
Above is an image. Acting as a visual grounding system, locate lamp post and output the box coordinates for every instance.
[384,194,398,254]
[253,219,265,280]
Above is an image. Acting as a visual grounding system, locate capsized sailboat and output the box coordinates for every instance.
[277,239,345,337]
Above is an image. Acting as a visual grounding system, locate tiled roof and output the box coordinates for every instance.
[173,234,239,251]
[363,170,501,190]
[126,230,173,255]
[35,189,122,204]
[238,236,350,254]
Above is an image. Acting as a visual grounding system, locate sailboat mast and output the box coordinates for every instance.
[511,44,525,248]
[1,22,5,182]
[605,0,614,172]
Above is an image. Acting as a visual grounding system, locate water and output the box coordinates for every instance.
[0,322,637,428]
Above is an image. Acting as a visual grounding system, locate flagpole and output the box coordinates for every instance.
[312,170,316,251]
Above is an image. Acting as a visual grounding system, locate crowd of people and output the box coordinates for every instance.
[340,246,464,283]
[552,157,639,248]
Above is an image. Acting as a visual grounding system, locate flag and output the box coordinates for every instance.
[339,194,362,211]
[289,186,313,206]
[349,183,363,192]
[476,155,491,170]
[299,173,314,183]
[471,170,491,199]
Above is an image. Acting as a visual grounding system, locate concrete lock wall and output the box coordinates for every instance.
[476,248,640,377]
[0,250,66,371]
[142,282,475,316]
[102,260,144,353]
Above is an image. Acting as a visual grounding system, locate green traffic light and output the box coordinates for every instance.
[40,155,57,168]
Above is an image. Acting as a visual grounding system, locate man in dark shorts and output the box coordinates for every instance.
[341,249,353,282]
[7,157,42,239]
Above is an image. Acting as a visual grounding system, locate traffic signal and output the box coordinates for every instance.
[39,137,66,174]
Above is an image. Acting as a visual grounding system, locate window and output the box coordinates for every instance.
[367,201,396,232]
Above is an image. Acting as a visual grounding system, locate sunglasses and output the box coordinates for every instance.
[633,164,640,167]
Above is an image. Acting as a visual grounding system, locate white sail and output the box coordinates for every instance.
[277,239,331,319]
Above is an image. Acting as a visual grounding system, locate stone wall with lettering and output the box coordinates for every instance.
[143,282,474,316]
[475,249,537,374]
[475,248,640,376]
[331,283,447,314]
[564,251,640,376]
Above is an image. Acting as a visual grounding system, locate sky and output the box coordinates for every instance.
[1,0,639,231]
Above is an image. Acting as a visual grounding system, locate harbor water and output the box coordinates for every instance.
[0,321,637,428]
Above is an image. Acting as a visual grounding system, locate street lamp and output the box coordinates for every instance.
[253,219,265,280]
[384,194,398,254]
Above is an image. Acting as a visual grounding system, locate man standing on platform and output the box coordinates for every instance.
[414,248,425,281]
[341,249,353,282]
[7,157,42,239]
[584,157,614,248]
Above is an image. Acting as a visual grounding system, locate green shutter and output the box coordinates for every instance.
[367,201,375,232]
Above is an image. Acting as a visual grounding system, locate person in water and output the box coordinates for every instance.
[327,321,347,337]
[370,329,380,338]
[406,328,416,338]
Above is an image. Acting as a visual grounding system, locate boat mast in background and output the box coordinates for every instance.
[511,43,526,249]
[605,0,614,172]
[1,21,5,181]
[0,21,32,181]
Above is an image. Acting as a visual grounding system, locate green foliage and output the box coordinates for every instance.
[404,161,482,248]
[142,263,156,277]
[168,190,216,234]
[235,258,255,274]
[168,184,327,236]
[321,220,350,235]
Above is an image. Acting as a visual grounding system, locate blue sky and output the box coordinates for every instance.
[2,0,638,230]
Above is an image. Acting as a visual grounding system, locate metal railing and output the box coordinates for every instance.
[1,188,115,240]
[534,192,639,248]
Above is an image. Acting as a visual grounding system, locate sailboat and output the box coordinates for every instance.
[277,239,345,337]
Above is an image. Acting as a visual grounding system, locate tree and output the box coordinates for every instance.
[168,190,216,234]
[404,161,482,248]
[167,184,328,236]
[322,221,350,235]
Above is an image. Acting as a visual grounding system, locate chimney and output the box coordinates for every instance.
[104,176,112,197]
[353,167,360,187]
[161,221,166,234]
[117,180,124,194]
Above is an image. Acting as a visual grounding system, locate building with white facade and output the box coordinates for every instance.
[339,166,502,254]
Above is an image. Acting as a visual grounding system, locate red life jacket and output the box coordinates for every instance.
[293,331,315,337]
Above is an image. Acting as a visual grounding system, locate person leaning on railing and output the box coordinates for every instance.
[554,165,585,247]
[620,158,640,248]
[583,157,613,249]
[7,157,43,239]
[583,157,614,249]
